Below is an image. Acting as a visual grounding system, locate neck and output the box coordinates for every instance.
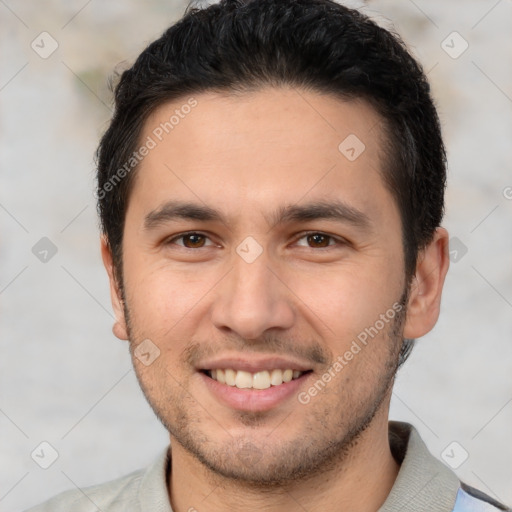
[168,405,399,512]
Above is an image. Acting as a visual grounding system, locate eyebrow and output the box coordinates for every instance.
[266,201,372,231]
[144,201,223,230]
[143,199,372,232]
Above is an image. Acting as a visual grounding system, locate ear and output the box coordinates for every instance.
[100,236,129,341]
[403,227,450,339]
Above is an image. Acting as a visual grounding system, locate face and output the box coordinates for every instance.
[109,87,411,484]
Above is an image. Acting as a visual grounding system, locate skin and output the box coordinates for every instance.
[102,86,449,512]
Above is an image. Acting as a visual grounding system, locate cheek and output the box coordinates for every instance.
[122,256,218,336]
[283,262,402,347]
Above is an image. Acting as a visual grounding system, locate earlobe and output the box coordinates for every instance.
[112,320,129,341]
[100,236,129,341]
[402,227,450,339]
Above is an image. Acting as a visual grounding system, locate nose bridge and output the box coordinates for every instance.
[232,248,273,303]
[211,245,295,339]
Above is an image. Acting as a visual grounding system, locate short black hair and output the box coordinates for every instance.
[96,0,447,365]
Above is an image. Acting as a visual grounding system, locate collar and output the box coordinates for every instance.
[379,421,460,511]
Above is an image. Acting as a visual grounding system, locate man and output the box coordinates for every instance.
[26,0,510,511]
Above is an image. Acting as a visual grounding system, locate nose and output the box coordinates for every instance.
[210,249,295,340]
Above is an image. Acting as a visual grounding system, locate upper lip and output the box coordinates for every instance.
[197,355,313,373]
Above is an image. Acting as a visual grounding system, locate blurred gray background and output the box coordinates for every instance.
[1,1,511,510]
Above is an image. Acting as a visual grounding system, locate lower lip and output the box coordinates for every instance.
[199,372,311,412]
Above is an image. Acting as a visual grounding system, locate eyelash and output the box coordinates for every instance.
[165,231,347,250]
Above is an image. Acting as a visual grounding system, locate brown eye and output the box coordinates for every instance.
[168,232,213,248]
[182,233,206,248]
[306,233,331,248]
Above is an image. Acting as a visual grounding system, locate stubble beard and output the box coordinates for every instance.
[123,287,408,488]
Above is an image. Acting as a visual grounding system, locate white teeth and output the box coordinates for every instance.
[225,369,236,386]
[253,371,271,389]
[208,368,305,389]
[270,369,283,386]
[282,369,293,383]
[216,369,226,384]
[235,370,253,389]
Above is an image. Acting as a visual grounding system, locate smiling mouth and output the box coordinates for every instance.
[201,368,312,390]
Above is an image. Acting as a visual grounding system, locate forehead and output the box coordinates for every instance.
[129,86,395,225]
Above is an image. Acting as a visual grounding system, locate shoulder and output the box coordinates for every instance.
[24,446,172,512]
[452,483,512,512]
[384,422,511,512]
[23,467,145,512]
